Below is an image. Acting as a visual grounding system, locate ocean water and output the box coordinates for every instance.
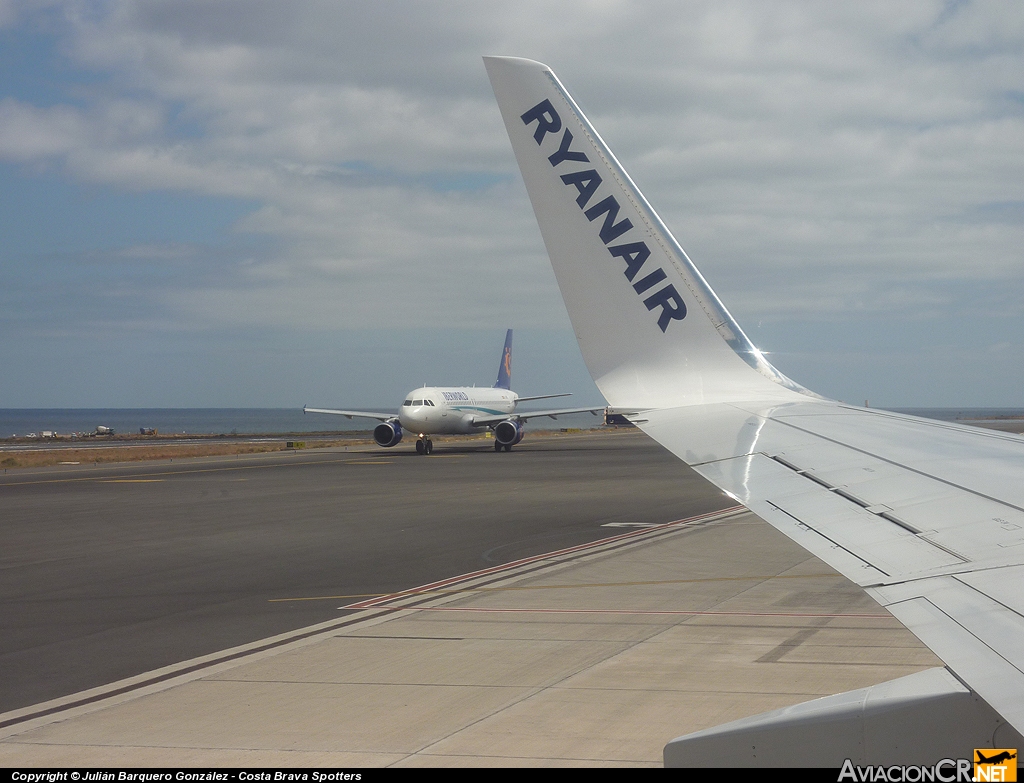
[0,408,387,437]
[889,408,1024,422]
[2,407,1020,439]
[0,406,606,437]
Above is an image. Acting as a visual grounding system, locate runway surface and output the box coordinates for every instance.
[0,505,938,766]
[0,430,730,712]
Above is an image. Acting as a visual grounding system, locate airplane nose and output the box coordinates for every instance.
[401,406,425,429]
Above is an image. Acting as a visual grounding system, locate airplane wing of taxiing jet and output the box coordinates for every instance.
[485,55,1024,765]
[515,392,572,402]
[471,405,605,426]
[302,406,393,421]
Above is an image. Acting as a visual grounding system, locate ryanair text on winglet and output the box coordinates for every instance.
[520,99,687,332]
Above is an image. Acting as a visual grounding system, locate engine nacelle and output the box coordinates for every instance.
[373,420,403,448]
[494,419,524,447]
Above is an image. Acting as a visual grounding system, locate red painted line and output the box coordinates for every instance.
[345,506,743,610]
[369,606,894,619]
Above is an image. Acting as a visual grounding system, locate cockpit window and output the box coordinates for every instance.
[403,399,412,406]
[426,399,434,406]
[413,400,423,406]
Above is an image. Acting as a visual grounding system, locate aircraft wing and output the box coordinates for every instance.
[303,406,394,422]
[636,400,1024,734]
[484,54,1024,755]
[515,392,572,403]
[471,406,605,426]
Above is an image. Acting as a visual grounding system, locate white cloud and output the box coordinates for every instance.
[1,0,1022,338]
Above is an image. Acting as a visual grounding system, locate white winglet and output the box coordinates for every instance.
[484,56,812,410]
[486,58,1024,753]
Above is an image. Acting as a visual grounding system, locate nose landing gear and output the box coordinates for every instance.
[416,438,433,455]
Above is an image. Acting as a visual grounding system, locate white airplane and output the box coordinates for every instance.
[486,57,1024,766]
[304,329,603,454]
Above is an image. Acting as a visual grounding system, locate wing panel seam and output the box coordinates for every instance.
[766,454,970,564]
[769,416,1024,517]
[763,499,891,577]
[885,593,1024,679]
[951,572,1024,622]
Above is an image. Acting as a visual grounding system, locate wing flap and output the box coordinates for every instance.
[767,408,1024,509]
[957,565,1024,616]
[644,402,1024,570]
[695,453,962,584]
[878,582,1024,732]
[648,403,1024,733]
[770,487,966,576]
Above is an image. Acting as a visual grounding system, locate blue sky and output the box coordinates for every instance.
[1,1,1022,408]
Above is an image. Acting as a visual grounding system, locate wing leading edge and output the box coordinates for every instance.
[471,405,605,427]
[485,55,1024,760]
[303,407,394,421]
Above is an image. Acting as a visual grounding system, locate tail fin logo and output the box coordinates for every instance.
[520,99,686,332]
[494,328,513,389]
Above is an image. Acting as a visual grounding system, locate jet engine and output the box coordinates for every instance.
[373,420,403,448]
[494,419,524,447]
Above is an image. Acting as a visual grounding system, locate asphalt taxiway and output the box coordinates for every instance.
[0,430,940,765]
[0,430,727,712]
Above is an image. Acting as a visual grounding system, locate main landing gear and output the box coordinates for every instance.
[494,441,512,452]
[416,438,433,455]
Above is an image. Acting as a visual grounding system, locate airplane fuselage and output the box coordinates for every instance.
[303,329,595,453]
[397,386,517,435]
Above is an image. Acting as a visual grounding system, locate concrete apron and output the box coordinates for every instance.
[0,508,939,767]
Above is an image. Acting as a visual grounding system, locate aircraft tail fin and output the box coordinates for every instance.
[494,328,513,389]
[484,56,811,409]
